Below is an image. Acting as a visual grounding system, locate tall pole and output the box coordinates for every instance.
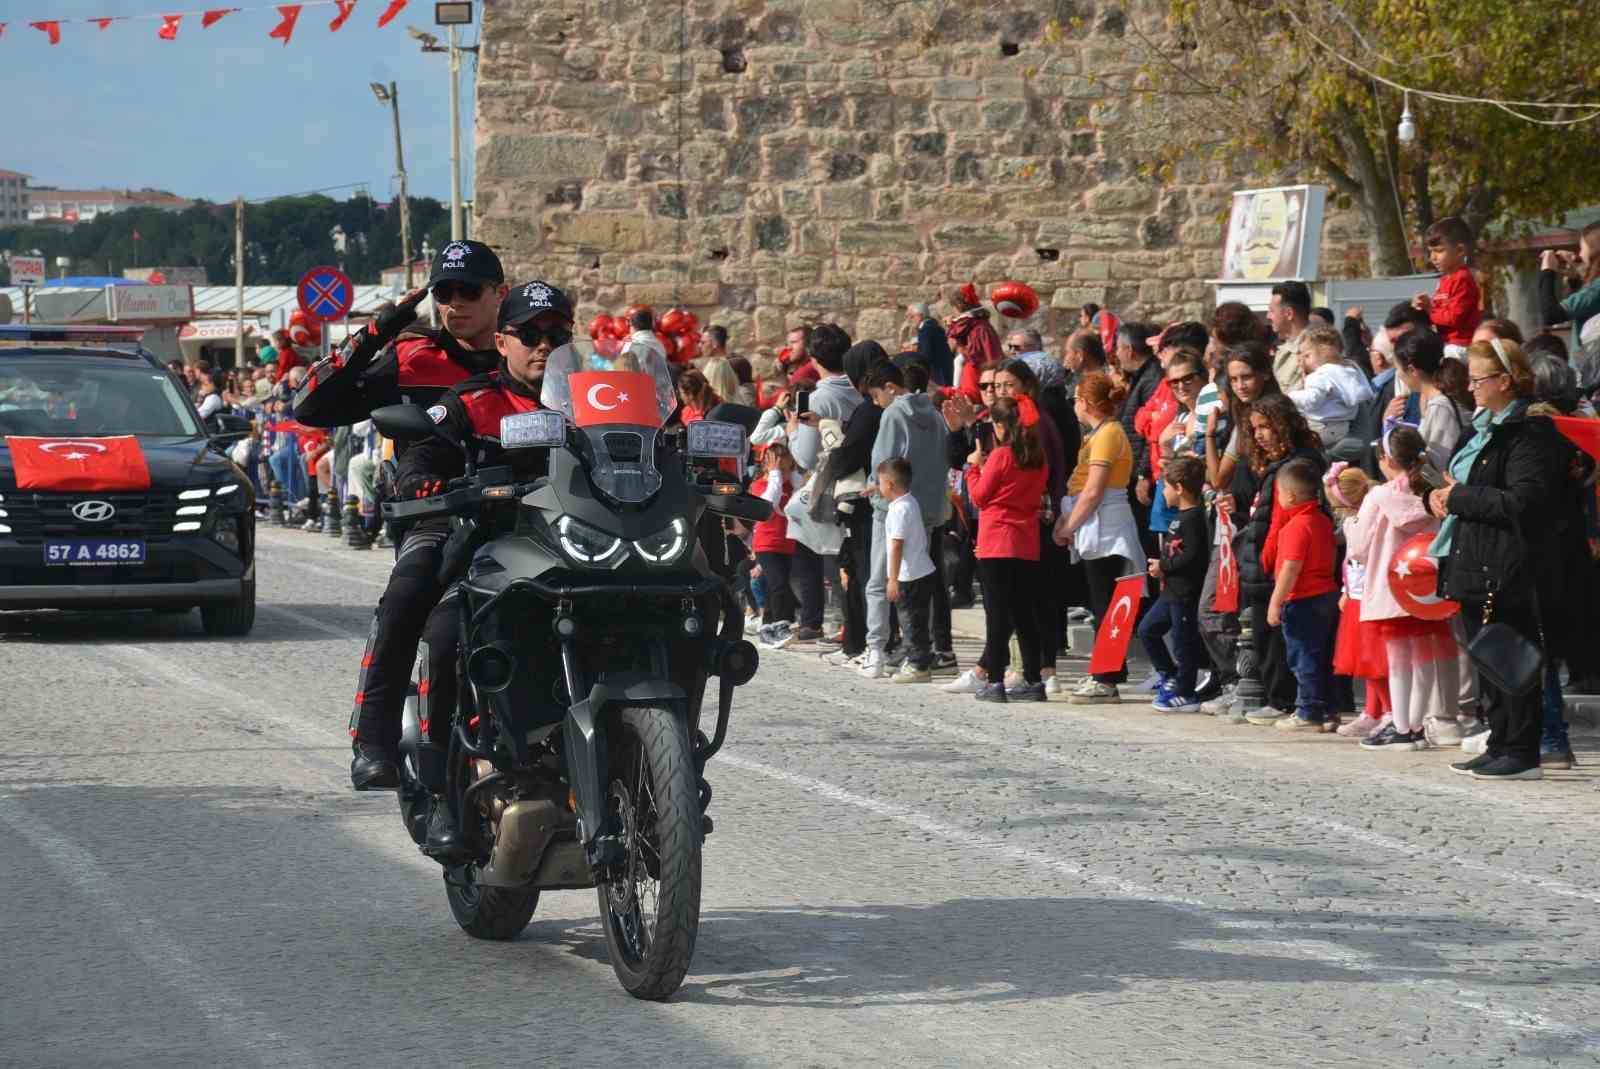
[234,196,245,369]
[388,81,414,289]
[448,24,463,241]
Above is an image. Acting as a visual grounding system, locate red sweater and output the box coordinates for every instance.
[1262,499,1336,601]
[1430,267,1482,347]
[967,445,1048,560]
[1134,379,1176,477]
[749,473,795,554]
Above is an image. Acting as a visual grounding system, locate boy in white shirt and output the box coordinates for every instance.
[1288,325,1375,446]
[878,457,937,683]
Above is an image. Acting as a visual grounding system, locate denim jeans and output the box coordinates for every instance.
[1542,659,1570,753]
[1137,591,1204,695]
[1280,591,1339,720]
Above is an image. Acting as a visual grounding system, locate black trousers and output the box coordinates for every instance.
[756,551,797,625]
[1034,527,1068,666]
[898,573,937,669]
[1083,554,1132,684]
[1247,594,1298,711]
[842,509,872,656]
[1460,601,1543,764]
[978,557,1043,683]
[792,542,825,630]
[929,522,953,652]
[350,525,450,751]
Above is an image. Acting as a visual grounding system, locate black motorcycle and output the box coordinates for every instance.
[372,348,767,1000]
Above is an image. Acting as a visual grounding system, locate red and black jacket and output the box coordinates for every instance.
[292,325,499,438]
[395,364,549,497]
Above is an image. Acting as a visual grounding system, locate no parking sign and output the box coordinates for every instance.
[296,265,354,323]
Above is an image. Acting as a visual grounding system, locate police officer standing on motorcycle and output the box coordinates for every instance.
[397,279,574,858]
[293,240,509,790]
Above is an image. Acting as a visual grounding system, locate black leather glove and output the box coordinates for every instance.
[370,287,428,349]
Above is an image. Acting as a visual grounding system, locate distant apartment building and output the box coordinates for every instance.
[0,170,28,226]
[26,187,193,224]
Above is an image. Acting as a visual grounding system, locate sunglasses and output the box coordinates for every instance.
[431,281,484,304]
[1167,371,1202,387]
[507,323,573,349]
[977,380,996,391]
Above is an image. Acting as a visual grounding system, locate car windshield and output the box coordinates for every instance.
[0,356,200,438]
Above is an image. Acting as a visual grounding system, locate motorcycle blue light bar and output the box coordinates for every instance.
[686,420,747,459]
[500,410,566,449]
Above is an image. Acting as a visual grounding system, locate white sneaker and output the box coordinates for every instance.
[1425,716,1464,747]
[941,669,985,694]
[823,648,860,667]
[1069,680,1119,704]
[1043,675,1062,698]
[744,615,762,636]
[891,662,932,684]
[1200,686,1238,716]
[859,651,889,679]
[1462,728,1491,755]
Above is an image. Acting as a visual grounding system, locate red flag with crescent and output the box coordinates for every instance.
[6,436,152,491]
[1553,415,1600,463]
[568,372,662,428]
[1088,573,1146,676]
[1213,507,1239,613]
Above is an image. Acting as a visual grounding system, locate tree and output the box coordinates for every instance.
[1096,0,1600,275]
[1,194,449,286]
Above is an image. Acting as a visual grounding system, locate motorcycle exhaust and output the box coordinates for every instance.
[478,798,570,887]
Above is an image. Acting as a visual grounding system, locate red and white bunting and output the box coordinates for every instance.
[4,2,412,47]
[202,8,239,27]
[30,20,61,45]
[158,14,183,39]
[329,0,356,32]
[267,4,302,45]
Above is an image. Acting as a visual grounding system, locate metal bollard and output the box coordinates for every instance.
[323,489,342,537]
[1233,625,1263,716]
[267,481,287,527]
[344,497,371,549]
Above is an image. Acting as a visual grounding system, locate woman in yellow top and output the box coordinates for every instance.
[1055,371,1145,703]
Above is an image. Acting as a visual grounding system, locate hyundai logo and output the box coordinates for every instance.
[70,500,116,523]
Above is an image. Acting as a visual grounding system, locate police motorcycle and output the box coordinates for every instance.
[372,343,768,1000]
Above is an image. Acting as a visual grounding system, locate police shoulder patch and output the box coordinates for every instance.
[426,404,449,424]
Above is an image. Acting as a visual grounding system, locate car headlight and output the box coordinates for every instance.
[554,515,627,568]
[633,518,690,565]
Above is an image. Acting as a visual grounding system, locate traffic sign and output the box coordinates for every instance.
[10,255,46,288]
[296,265,354,323]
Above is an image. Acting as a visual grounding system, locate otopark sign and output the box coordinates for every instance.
[296,265,355,323]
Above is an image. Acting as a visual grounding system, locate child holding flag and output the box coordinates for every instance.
[1137,456,1211,712]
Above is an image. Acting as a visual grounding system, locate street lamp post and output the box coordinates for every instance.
[370,81,414,289]
[414,3,477,243]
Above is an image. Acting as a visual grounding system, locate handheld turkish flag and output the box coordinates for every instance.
[1553,415,1600,463]
[1213,508,1240,614]
[6,436,152,492]
[1087,573,1146,677]
[569,372,662,429]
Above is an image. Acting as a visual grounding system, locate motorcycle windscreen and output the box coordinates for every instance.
[543,344,678,503]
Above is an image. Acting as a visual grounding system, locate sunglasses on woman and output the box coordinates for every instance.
[1167,371,1202,387]
[431,281,484,304]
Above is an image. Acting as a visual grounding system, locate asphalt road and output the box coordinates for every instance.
[3,526,1599,1068]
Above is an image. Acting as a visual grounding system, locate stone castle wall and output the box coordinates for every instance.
[474,0,1366,350]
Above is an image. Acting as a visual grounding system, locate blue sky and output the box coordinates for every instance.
[2,0,476,205]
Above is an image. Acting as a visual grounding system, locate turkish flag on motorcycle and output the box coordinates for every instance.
[1213,508,1240,614]
[5,436,152,491]
[1087,572,1146,677]
[569,372,663,428]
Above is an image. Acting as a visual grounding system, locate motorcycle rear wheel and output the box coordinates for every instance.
[444,861,540,941]
[599,705,702,1000]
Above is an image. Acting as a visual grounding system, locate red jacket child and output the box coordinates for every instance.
[968,442,1048,560]
[1427,266,1482,348]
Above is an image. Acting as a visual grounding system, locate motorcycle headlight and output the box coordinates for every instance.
[633,517,690,565]
[555,515,627,568]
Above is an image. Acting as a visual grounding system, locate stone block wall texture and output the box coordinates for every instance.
[474,0,1367,350]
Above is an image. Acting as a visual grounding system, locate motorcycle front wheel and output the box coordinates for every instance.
[599,705,703,1000]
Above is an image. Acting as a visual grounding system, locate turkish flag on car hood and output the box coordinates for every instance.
[5,436,153,491]
[568,372,663,428]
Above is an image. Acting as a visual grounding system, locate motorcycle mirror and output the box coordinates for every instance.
[371,403,463,452]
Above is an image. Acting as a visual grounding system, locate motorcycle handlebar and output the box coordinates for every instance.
[382,481,540,523]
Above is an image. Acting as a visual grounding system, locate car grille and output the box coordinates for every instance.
[1,491,184,544]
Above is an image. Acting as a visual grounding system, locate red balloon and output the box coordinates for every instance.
[593,335,624,360]
[606,315,631,340]
[1388,532,1459,621]
[658,307,700,337]
[587,314,611,341]
[657,332,681,363]
[990,281,1040,319]
[677,330,702,362]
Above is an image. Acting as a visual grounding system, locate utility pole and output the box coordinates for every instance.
[234,197,245,369]
[448,24,463,241]
[372,81,414,288]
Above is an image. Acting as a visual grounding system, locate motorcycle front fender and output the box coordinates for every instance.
[564,676,688,855]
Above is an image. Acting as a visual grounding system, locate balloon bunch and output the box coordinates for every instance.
[286,308,322,350]
[586,304,703,363]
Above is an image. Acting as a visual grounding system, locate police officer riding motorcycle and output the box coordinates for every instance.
[294,240,509,792]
